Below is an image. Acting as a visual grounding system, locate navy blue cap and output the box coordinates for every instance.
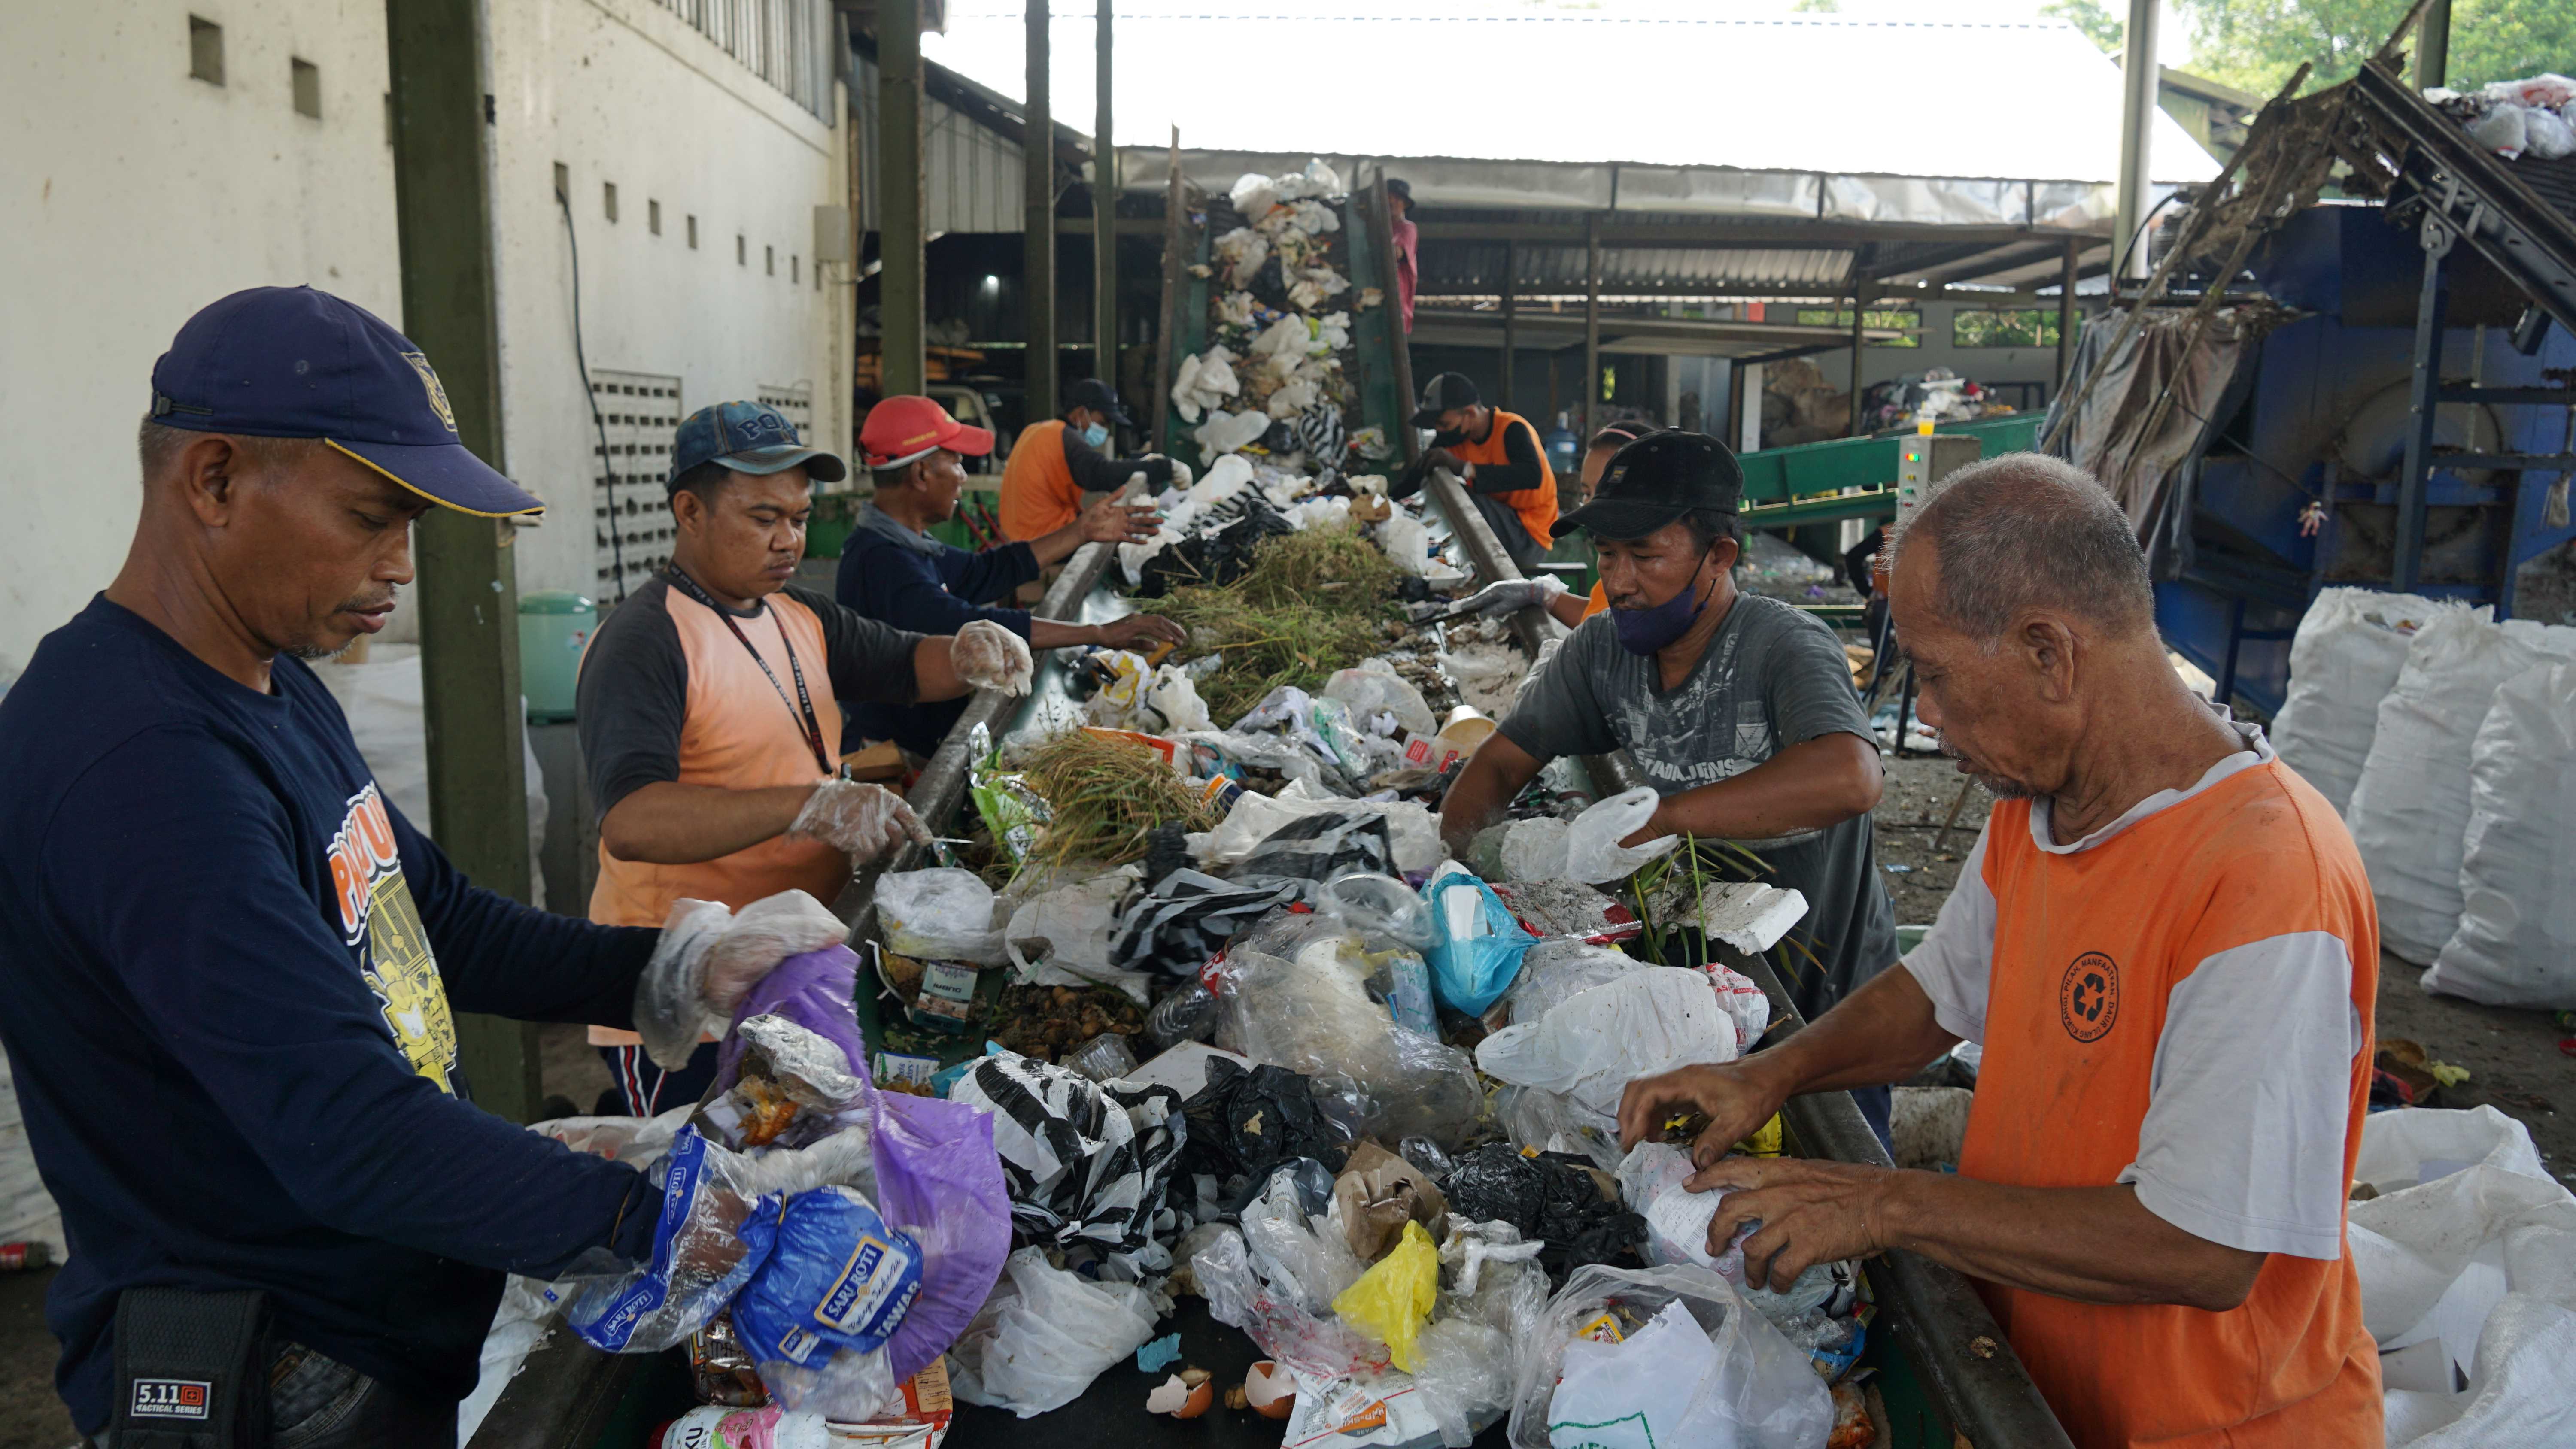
[670,401,848,489]
[1063,378,1132,428]
[149,286,544,517]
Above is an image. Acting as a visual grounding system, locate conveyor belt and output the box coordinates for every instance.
[2352,63,2576,331]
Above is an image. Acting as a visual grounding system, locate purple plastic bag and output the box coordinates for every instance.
[715,946,1012,1382]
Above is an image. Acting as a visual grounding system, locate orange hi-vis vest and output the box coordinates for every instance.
[1961,758,2382,1447]
[1453,409,1558,550]
[999,419,1082,541]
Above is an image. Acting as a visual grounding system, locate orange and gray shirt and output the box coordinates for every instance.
[1900,723,2382,1447]
[574,577,923,1040]
[997,419,1174,541]
[1443,409,1558,552]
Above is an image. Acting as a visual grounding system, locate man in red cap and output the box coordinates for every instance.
[838,396,1181,755]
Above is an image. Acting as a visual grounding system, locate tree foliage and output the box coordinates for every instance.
[2046,0,2571,94]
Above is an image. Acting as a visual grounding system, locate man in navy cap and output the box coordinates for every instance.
[0,288,856,1445]
[573,396,1028,1112]
[995,377,1187,544]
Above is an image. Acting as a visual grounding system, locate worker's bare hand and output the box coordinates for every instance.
[1079,493,1165,545]
[1694,1156,1899,1291]
[1097,613,1189,651]
[1617,1058,1789,1168]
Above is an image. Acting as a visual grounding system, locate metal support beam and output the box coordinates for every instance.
[2056,239,2080,392]
[2113,0,2160,281]
[1091,0,1115,390]
[1846,279,1869,437]
[1021,0,1056,417]
[877,0,926,396]
[1738,361,1764,452]
[384,0,537,1122]
[2416,0,2451,89]
[1582,213,1601,443]
[2397,225,2455,591]
[1149,126,1184,450]
[1500,239,1516,412]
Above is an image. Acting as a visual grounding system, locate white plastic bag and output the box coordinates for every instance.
[875,868,1006,965]
[2426,663,2576,1008]
[2348,1107,2576,1447]
[1193,409,1271,461]
[1505,939,1639,1024]
[946,1246,1168,1417]
[2346,612,2576,962]
[1615,1143,1737,1277]
[1561,788,1680,885]
[1003,865,1149,1000]
[2270,589,2448,816]
[1324,660,1439,740]
[1475,968,1739,1128]
[1508,1264,1831,1449]
[1497,818,1571,883]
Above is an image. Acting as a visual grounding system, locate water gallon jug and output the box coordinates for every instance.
[518,590,596,723]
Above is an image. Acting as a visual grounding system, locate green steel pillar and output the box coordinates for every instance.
[383,0,539,1122]
[1091,0,1116,391]
[878,0,926,397]
[1024,0,1057,417]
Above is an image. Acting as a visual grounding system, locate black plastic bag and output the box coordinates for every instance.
[1177,1056,1351,1213]
[1443,1143,1643,1288]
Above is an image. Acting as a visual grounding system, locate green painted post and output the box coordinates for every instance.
[1024,0,1057,418]
[384,0,540,1122]
[1091,0,1116,390]
[879,0,927,397]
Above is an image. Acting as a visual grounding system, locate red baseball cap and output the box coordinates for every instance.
[860,395,996,470]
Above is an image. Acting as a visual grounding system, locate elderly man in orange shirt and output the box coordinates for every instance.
[1621,454,2382,1447]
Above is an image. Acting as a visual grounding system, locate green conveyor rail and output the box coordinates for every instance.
[1736,413,2044,528]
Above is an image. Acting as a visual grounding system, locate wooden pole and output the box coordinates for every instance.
[1091,0,1116,396]
[2055,239,2080,393]
[877,0,926,396]
[1847,280,1869,437]
[1023,0,1057,419]
[1150,126,1184,453]
[1500,239,1517,412]
[384,0,537,1120]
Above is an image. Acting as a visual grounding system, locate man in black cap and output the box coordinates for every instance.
[1438,430,1900,1140]
[1391,371,1559,571]
[0,288,848,1444]
[996,376,1188,543]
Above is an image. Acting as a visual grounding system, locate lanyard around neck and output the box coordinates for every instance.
[664,567,832,776]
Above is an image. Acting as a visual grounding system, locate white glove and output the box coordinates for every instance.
[1458,574,1569,618]
[1167,458,1194,490]
[788,778,929,863]
[952,619,1035,696]
[633,891,849,1069]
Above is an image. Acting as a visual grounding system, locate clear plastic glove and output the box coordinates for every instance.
[952,619,1034,696]
[1455,575,1568,618]
[1168,458,1194,489]
[634,891,848,1069]
[789,778,929,863]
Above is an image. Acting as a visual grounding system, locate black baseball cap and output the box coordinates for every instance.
[1553,430,1743,542]
[148,286,544,517]
[1409,372,1478,427]
[1064,378,1132,427]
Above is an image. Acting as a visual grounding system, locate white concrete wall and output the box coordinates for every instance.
[0,0,849,663]
[0,0,403,668]
[483,0,846,625]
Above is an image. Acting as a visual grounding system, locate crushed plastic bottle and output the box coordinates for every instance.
[1146,979,1221,1047]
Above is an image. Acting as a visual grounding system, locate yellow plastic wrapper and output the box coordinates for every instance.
[1740,1112,1784,1158]
[1331,1219,1438,1372]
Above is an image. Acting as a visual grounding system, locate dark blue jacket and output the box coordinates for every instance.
[834,515,1041,754]
[0,598,659,1431]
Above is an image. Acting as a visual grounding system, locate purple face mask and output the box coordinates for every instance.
[1609,550,1715,655]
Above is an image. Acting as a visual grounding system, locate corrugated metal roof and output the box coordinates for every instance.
[1421,244,1858,295]
[855,55,1033,234]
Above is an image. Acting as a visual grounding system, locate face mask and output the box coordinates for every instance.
[1080,422,1111,450]
[1610,552,1715,655]
[1429,427,1468,448]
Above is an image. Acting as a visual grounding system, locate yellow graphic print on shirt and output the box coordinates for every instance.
[328,783,459,1094]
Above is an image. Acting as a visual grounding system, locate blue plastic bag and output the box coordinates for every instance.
[566,1126,777,1354]
[732,1186,927,1368]
[1419,865,1535,1016]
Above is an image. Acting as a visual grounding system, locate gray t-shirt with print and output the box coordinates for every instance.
[1498,592,1898,1018]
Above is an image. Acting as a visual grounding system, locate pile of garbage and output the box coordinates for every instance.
[482,161,1877,1448]
[2429,73,2576,161]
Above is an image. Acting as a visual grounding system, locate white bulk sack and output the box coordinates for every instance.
[2345,612,2574,963]
[2270,589,2448,816]
[2348,1107,2576,1447]
[2425,662,2576,1007]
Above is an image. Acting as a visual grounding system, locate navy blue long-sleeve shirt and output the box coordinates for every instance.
[0,597,661,1432]
[834,507,1042,755]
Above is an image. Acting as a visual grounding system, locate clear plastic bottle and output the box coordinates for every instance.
[1146,979,1220,1047]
